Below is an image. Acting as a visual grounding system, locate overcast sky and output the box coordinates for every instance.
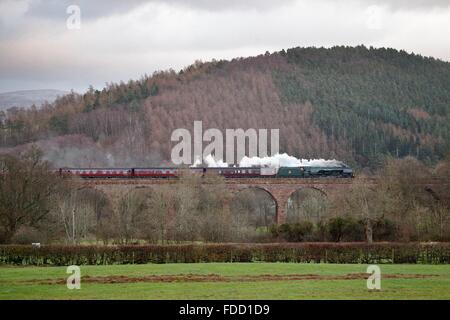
[1,0,450,93]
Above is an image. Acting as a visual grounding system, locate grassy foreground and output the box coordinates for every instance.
[0,263,449,300]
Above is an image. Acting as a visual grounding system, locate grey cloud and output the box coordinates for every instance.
[153,0,297,11]
[380,0,450,9]
[342,0,450,10]
[182,0,450,10]
[25,0,149,20]
[17,0,450,23]
[24,0,296,21]
[1,0,450,93]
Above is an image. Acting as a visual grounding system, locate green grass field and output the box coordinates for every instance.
[0,263,449,300]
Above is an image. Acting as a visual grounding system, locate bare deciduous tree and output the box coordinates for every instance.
[0,147,63,243]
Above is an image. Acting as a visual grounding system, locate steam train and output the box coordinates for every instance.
[57,165,354,179]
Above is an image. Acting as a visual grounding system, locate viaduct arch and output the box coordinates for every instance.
[82,178,361,224]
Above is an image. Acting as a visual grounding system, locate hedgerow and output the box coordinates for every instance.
[0,243,448,266]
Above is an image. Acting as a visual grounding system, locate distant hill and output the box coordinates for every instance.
[0,89,68,111]
[1,46,449,169]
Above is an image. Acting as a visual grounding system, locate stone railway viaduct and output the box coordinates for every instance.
[81,177,448,224]
[82,177,375,224]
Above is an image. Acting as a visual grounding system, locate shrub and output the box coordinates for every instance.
[313,220,328,241]
[271,222,314,242]
[0,243,448,266]
[327,217,365,242]
[10,226,46,245]
[372,217,398,241]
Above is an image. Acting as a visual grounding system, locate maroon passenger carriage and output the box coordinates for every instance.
[133,168,178,178]
[59,167,178,178]
[59,168,132,178]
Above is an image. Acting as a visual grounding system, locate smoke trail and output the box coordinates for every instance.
[192,153,346,168]
[239,153,346,167]
[204,154,229,167]
[191,154,229,167]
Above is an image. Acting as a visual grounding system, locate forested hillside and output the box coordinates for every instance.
[1,46,449,169]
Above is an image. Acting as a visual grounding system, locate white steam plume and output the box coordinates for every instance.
[204,154,229,167]
[191,154,229,167]
[192,153,346,168]
[239,153,346,167]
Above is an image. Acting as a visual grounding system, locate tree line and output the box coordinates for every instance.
[1,147,449,244]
